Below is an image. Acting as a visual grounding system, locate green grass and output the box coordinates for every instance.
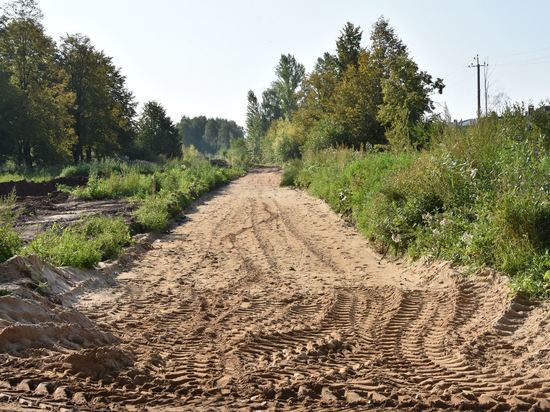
[289,112,549,298]
[0,289,12,296]
[0,154,244,269]
[0,191,22,263]
[0,169,57,183]
[24,216,131,268]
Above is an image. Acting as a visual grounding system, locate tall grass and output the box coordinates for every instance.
[0,191,22,263]
[24,216,131,268]
[290,111,549,297]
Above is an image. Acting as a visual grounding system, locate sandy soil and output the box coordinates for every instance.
[15,193,133,242]
[0,169,548,411]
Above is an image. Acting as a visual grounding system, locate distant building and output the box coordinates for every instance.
[528,104,550,115]
[454,118,477,127]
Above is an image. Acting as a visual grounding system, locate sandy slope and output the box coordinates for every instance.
[0,169,548,411]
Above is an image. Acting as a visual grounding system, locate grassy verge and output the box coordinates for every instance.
[286,113,549,298]
[0,152,244,269]
[24,216,131,268]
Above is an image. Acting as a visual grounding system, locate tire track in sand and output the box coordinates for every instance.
[0,169,548,411]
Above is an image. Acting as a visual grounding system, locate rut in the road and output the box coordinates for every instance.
[0,169,548,411]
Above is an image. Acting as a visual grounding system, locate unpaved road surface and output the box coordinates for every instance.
[1,169,549,411]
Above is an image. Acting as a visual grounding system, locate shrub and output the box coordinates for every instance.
[280,160,303,186]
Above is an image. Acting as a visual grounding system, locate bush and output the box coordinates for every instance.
[280,160,303,187]
[134,192,179,232]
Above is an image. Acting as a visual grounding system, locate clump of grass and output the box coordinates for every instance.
[59,163,91,178]
[25,216,131,268]
[72,170,154,200]
[0,289,12,296]
[0,191,22,263]
[280,159,303,186]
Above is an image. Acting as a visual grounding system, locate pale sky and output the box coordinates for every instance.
[16,0,550,126]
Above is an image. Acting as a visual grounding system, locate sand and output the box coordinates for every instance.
[0,169,548,411]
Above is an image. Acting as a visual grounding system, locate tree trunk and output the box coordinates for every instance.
[23,141,32,170]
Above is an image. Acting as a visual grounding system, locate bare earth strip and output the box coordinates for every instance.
[0,169,549,411]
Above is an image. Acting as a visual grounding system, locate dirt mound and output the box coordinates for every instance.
[0,255,117,355]
[0,170,548,410]
[59,347,134,380]
[0,176,87,198]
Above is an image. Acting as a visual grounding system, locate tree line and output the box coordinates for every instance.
[0,0,244,169]
[178,116,244,155]
[245,18,446,162]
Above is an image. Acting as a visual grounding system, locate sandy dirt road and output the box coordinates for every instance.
[1,169,549,411]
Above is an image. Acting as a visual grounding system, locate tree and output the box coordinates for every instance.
[336,22,363,73]
[0,66,24,162]
[330,51,385,147]
[135,101,180,160]
[0,0,75,167]
[272,54,305,119]
[373,20,444,149]
[203,118,218,150]
[246,90,264,161]
[261,87,283,124]
[60,34,137,162]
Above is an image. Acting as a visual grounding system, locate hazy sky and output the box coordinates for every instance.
[25,0,550,126]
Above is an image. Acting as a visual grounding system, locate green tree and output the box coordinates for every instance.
[330,51,384,147]
[0,66,24,162]
[135,101,180,160]
[246,90,264,161]
[61,34,133,162]
[371,18,444,149]
[261,87,283,124]
[0,0,75,167]
[336,22,363,73]
[272,54,305,120]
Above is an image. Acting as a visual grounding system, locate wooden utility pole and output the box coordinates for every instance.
[469,55,488,118]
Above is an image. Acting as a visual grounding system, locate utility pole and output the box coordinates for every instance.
[468,55,488,118]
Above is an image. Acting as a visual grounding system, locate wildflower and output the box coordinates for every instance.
[422,212,433,223]
[439,218,449,226]
[470,168,478,179]
[461,232,473,244]
[391,233,402,243]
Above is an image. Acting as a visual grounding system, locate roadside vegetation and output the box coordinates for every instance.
[0,151,243,268]
[245,19,549,297]
[0,0,245,269]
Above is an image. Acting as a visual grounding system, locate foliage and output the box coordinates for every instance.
[266,119,301,162]
[0,191,21,263]
[280,159,303,187]
[135,101,180,161]
[178,116,244,155]
[0,1,76,167]
[290,112,549,297]
[226,139,251,167]
[25,215,130,268]
[336,22,363,73]
[272,54,306,119]
[60,34,136,162]
[246,18,444,160]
